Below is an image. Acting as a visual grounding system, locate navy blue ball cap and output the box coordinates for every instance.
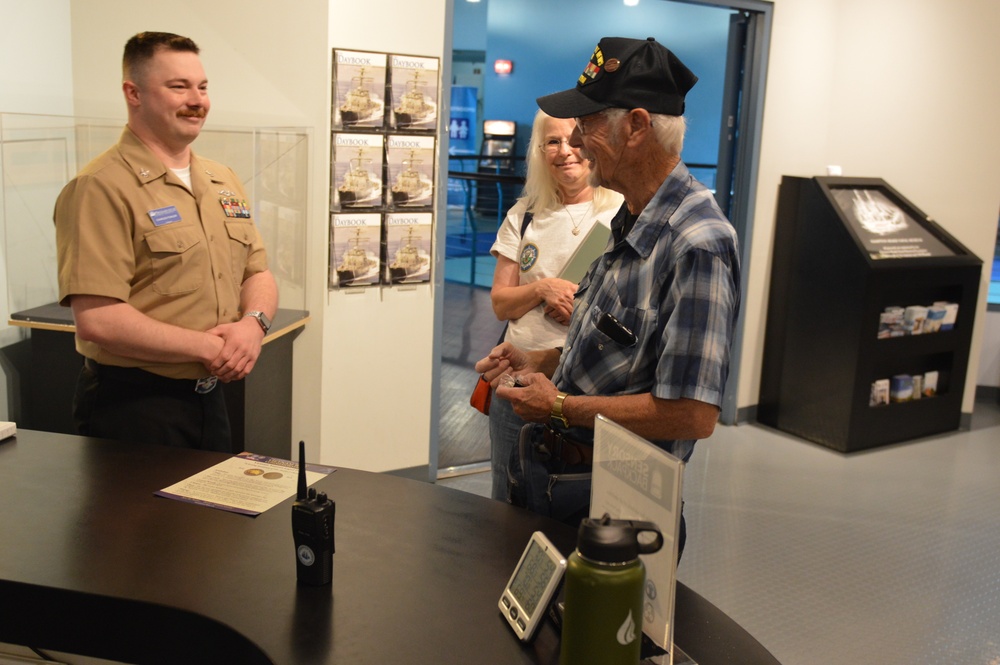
[536,37,698,118]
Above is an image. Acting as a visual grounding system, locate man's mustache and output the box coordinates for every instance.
[177,108,207,118]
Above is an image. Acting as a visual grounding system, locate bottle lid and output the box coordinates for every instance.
[576,513,664,563]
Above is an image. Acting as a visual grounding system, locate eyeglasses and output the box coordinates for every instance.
[575,113,604,137]
[540,137,574,154]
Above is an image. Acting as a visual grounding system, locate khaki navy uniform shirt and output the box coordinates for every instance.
[55,126,269,380]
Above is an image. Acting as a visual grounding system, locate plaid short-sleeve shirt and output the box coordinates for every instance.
[552,162,741,460]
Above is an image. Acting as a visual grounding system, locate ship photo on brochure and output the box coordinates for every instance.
[386,134,435,209]
[332,133,384,210]
[332,49,387,130]
[384,212,432,285]
[388,53,439,132]
[331,213,382,288]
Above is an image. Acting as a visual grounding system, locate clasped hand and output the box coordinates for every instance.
[539,278,576,326]
[204,318,264,382]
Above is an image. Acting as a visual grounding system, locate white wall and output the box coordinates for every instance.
[0,0,74,116]
[324,0,450,475]
[739,0,1000,415]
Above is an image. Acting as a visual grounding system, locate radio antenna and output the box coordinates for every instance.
[297,440,307,500]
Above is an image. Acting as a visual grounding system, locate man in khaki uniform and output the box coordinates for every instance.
[55,31,278,451]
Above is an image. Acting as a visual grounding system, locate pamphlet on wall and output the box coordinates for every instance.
[388,53,440,132]
[385,134,436,209]
[332,49,387,131]
[384,212,433,284]
[331,133,385,211]
[591,415,684,660]
[331,213,383,288]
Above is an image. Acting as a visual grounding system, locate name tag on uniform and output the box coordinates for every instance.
[148,206,182,226]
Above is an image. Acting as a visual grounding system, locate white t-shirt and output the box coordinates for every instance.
[490,198,620,351]
[170,165,193,189]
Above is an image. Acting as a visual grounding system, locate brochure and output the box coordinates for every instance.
[331,212,383,287]
[156,452,334,516]
[389,53,440,131]
[332,133,384,210]
[384,212,433,284]
[333,49,387,130]
[385,134,436,208]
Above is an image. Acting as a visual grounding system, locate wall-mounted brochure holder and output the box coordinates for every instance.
[329,49,441,290]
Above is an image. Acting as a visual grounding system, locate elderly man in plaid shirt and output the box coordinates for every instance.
[475,37,741,555]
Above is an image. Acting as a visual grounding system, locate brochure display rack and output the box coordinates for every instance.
[329,49,439,289]
[758,176,982,452]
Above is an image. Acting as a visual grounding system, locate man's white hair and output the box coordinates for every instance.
[604,108,686,156]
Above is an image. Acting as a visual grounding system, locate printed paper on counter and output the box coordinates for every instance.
[156,452,334,516]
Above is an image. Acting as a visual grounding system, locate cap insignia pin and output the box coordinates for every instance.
[605,59,621,73]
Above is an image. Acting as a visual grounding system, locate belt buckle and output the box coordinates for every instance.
[195,376,218,394]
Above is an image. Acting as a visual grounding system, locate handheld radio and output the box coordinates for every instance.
[292,440,335,585]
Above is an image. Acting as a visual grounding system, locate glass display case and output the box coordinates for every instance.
[0,112,310,327]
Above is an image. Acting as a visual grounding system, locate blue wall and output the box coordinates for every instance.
[453,0,488,51]
[455,0,732,169]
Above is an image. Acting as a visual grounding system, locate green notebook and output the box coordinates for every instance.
[560,223,612,283]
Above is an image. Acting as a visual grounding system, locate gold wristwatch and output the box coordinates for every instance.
[550,392,570,428]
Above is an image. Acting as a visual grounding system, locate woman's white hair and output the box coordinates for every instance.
[518,109,620,215]
[603,107,687,156]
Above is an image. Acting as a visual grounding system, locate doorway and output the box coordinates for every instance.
[435,0,773,473]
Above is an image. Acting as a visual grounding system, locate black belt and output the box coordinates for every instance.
[540,426,593,466]
[84,358,218,394]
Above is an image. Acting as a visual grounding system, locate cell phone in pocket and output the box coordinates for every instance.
[596,311,637,346]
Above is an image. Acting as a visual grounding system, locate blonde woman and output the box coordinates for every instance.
[486,109,623,500]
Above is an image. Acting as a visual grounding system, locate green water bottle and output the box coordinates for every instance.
[559,514,664,665]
